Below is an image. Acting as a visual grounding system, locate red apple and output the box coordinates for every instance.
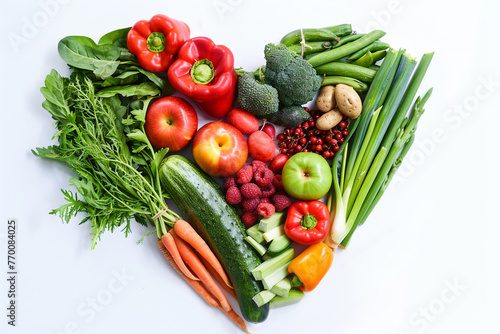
[144,96,198,152]
[192,121,248,177]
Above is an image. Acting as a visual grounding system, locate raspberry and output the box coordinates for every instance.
[223,176,236,190]
[271,194,291,212]
[240,183,262,198]
[251,160,267,172]
[260,197,270,204]
[242,197,260,212]
[256,203,275,218]
[225,186,242,205]
[260,182,276,198]
[272,174,284,191]
[241,211,258,227]
[236,165,253,184]
[254,166,274,186]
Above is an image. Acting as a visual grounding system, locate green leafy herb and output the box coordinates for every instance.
[34,70,178,249]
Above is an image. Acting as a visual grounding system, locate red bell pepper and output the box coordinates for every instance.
[127,14,190,73]
[284,201,329,245]
[167,37,237,119]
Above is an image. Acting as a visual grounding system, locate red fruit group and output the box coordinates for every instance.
[256,203,275,218]
[223,160,293,226]
[236,165,253,184]
[240,183,262,198]
[271,194,292,212]
[248,131,276,162]
[262,123,276,139]
[241,211,258,227]
[225,186,242,205]
[227,108,259,135]
[268,153,289,174]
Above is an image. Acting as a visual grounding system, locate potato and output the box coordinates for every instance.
[315,85,336,113]
[316,108,343,130]
[335,84,362,119]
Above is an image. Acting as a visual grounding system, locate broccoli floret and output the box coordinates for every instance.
[236,71,279,117]
[266,105,310,128]
[263,43,322,106]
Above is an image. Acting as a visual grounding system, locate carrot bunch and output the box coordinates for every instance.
[159,219,250,333]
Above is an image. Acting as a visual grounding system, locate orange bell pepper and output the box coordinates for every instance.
[288,242,333,292]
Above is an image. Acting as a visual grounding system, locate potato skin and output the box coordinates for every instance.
[315,85,336,113]
[316,108,343,130]
[335,84,362,119]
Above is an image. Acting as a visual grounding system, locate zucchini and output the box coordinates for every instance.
[160,155,269,323]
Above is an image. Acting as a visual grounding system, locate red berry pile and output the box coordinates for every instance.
[223,160,292,227]
[277,108,351,159]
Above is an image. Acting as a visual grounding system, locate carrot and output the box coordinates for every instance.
[170,230,232,312]
[174,219,233,289]
[158,240,251,334]
[161,232,198,281]
[200,256,237,300]
[224,309,252,334]
[158,240,219,307]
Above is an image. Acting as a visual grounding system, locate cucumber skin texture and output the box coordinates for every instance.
[160,155,269,323]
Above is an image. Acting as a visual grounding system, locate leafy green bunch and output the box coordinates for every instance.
[33,28,178,249]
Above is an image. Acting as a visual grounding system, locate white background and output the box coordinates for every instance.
[1,0,499,333]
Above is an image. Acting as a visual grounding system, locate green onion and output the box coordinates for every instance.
[326,50,434,249]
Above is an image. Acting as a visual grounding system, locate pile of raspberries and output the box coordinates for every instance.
[223,160,291,227]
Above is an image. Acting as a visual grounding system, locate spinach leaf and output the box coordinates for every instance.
[126,65,175,95]
[98,27,130,47]
[58,36,121,79]
[98,27,136,62]
[95,82,161,98]
[101,70,140,87]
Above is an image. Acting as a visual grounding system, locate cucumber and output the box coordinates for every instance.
[269,289,305,309]
[160,155,269,323]
[258,212,285,232]
[245,236,267,256]
[267,234,292,256]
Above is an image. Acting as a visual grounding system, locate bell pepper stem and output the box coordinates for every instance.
[191,59,215,84]
[291,275,303,288]
[146,32,166,53]
[300,214,318,230]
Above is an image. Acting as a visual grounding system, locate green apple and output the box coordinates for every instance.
[281,152,332,200]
